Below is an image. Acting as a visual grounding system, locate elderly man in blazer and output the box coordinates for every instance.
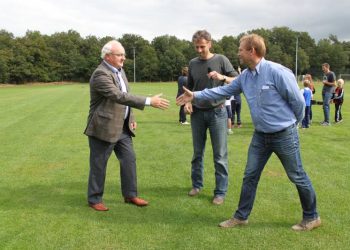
[84,40,169,211]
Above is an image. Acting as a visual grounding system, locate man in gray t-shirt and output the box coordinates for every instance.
[185,30,238,205]
[321,63,336,125]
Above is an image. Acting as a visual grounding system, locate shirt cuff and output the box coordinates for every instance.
[145,97,151,106]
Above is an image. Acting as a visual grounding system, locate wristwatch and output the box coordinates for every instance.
[221,76,226,82]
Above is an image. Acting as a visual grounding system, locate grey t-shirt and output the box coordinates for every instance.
[322,71,336,93]
[187,54,237,109]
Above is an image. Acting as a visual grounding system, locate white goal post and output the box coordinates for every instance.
[338,74,350,81]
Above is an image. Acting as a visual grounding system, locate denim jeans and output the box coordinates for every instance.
[190,106,228,197]
[322,91,333,123]
[302,106,310,128]
[234,124,318,220]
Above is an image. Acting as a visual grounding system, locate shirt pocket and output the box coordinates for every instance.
[258,85,277,106]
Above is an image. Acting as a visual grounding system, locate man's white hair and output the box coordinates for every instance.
[101,40,122,59]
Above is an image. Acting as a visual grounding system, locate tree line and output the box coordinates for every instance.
[0,26,349,84]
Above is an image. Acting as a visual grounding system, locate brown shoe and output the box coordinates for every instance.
[188,188,200,196]
[124,197,149,207]
[219,218,248,228]
[89,202,109,211]
[212,196,224,205]
[292,217,321,231]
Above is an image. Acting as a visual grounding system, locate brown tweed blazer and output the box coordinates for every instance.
[84,61,146,143]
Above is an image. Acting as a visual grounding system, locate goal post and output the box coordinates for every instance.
[338,74,350,81]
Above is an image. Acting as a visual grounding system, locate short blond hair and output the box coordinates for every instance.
[240,34,266,57]
[303,79,310,88]
[337,78,344,88]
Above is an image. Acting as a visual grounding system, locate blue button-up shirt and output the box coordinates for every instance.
[194,58,305,133]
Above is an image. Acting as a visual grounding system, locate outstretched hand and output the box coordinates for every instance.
[150,93,170,110]
[176,87,194,106]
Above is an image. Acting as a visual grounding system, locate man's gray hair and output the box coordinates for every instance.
[101,40,121,59]
[192,30,211,43]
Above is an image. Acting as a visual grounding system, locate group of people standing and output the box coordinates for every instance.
[301,63,345,129]
[84,29,326,232]
[176,30,321,231]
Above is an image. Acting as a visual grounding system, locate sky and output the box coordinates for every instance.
[1,0,350,42]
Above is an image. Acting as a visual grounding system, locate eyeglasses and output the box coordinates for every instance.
[109,53,126,57]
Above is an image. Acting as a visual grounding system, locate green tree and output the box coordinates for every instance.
[6,30,51,83]
[119,34,150,82]
[218,36,239,67]
[79,35,102,82]
[0,30,14,83]
[45,30,84,81]
[137,45,159,82]
[0,27,348,84]
[22,31,51,82]
[311,38,349,78]
[182,40,197,65]
[152,35,187,81]
[266,44,284,64]
[297,48,310,75]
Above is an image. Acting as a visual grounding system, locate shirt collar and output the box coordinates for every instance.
[248,57,265,76]
[103,60,121,74]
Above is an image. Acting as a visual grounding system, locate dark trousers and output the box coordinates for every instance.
[179,105,187,122]
[87,129,137,204]
[231,100,241,125]
[309,103,313,121]
[335,103,343,122]
[302,106,310,128]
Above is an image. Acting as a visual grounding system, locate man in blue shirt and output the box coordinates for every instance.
[176,34,321,231]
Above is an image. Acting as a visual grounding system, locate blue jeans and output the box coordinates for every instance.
[302,106,310,128]
[234,124,318,220]
[190,106,228,197]
[322,91,333,123]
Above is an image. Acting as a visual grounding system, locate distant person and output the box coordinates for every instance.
[225,98,233,135]
[333,78,344,123]
[84,40,169,211]
[177,34,320,231]
[301,80,312,129]
[185,30,238,205]
[321,63,336,126]
[303,74,315,123]
[230,93,242,128]
[177,66,189,125]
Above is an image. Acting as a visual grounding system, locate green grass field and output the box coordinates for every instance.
[0,82,349,249]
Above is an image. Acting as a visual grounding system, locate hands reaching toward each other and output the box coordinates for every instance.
[150,93,170,110]
[176,87,195,107]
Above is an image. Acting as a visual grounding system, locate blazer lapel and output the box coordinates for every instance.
[113,73,122,90]
[120,71,129,92]
[101,61,122,90]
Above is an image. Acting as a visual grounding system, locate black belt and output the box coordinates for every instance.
[193,105,224,112]
[257,123,295,135]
